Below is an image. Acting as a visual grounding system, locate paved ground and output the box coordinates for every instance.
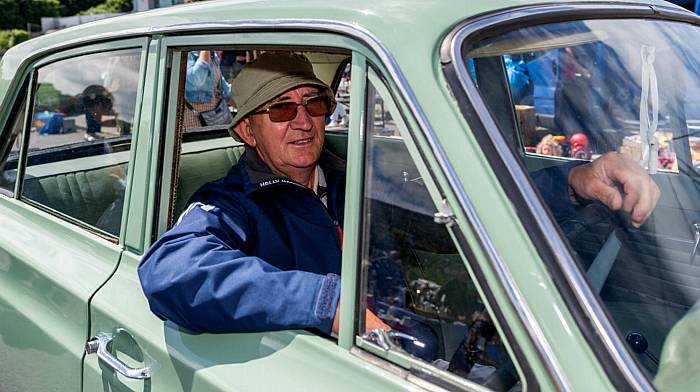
[28,114,120,150]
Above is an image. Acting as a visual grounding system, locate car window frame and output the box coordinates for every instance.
[0,76,31,197]
[147,34,379,349]
[11,38,149,244]
[145,26,538,391]
[150,32,366,249]
[441,3,700,390]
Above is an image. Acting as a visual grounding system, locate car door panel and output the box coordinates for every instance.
[0,198,121,392]
[81,33,425,391]
[83,253,418,391]
[0,38,146,392]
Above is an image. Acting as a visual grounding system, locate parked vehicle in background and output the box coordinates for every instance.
[2,0,700,391]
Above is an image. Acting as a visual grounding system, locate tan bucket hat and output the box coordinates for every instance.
[230,52,337,138]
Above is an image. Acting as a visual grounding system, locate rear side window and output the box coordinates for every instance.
[20,48,141,237]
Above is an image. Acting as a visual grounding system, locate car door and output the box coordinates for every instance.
[0,38,147,391]
[339,61,541,390]
[82,30,446,392]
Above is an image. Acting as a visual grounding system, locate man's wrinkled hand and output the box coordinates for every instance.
[568,152,660,228]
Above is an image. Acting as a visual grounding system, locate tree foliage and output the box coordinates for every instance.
[0,1,25,30]
[27,0,61,25]
[0,0,132,51]
[59,0,104,16]
[0,0,60,29]
[0,29,30,50]
[78,0,132,15]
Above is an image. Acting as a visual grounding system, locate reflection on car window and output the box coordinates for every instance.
[367,79,399,137]
[21,48,141,237]
[358,78,520,390]
[465,19,700,387]
[470,21,700,173]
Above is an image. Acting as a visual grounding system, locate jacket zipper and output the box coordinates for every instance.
[301,186,343,251]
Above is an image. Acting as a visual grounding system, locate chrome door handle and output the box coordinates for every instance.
[365,328,426,351]
[365,328,392,350]
[85,333,151,379]
[387,330,426,349]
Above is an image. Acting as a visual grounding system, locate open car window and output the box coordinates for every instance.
[169,48,352,229]
[178,49,350,135]
[463,18,700,388]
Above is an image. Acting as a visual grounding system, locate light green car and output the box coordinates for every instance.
[2,0,700,390]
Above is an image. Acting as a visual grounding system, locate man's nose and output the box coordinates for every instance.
[290,103,313,130]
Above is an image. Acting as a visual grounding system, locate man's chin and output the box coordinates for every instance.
[285,150,321,167]
[289,160,319,169]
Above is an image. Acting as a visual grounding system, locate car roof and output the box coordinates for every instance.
[2,0,680,60]
[0,0,684,106]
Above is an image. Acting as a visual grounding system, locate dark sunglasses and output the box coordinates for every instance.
[252,95,331,122]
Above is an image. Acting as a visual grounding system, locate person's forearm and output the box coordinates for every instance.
[531,161,584,221]
[138,204,340,333]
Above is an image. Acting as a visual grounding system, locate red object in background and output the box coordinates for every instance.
[658,145,676,170]
[659,155,674,169]
[569,132,590,159]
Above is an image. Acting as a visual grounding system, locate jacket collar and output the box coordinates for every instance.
[241,145,345,196]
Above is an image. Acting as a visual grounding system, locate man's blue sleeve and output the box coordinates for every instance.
[531,162,583,221]
[137,202,340,334]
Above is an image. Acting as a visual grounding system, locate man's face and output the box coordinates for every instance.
[241,86,326,177]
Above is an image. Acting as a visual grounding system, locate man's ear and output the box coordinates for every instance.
[232,118,256,147]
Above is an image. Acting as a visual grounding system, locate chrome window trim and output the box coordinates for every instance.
[14,18,559,387]
[443,3,700,391]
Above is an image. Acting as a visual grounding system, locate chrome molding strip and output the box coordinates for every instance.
[443,3,699,391]
[16,17,564,388]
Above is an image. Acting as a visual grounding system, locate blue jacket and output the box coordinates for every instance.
[138,147,345,334]
[185,51,232,103]
[138,147,577,335]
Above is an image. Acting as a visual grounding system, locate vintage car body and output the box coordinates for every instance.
[1,0,699,391]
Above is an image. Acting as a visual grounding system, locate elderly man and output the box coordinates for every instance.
[138,52,659,336]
